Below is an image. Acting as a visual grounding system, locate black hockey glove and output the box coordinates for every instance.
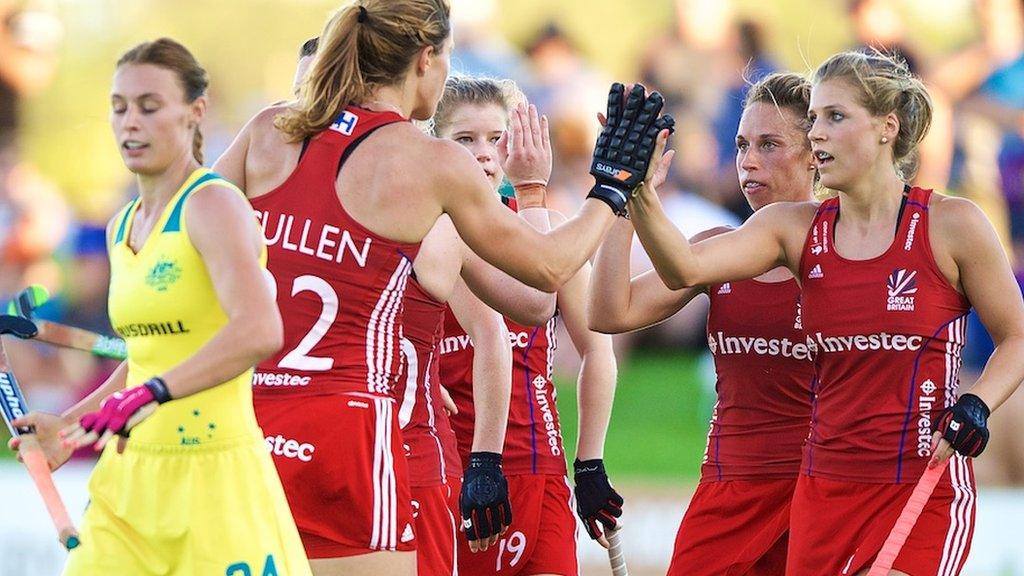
[588,83,675,215]
[460,451,511,542]
[933,393,990,458]
[573,458,624,541]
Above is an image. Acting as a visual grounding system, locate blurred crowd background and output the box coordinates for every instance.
[1,0,1023,488]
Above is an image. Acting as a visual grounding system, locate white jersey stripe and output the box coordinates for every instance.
[545,317,556,382]
[950,455,975,574]
[370,397,384,548]
[367,259,412,394]
[385,399,398,548]
[939,454,975,576]
[398,338,418,428]
[423,352,447,480]
[379,262,411,395]
[445,483,459,576]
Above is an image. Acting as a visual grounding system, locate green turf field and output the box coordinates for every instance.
[555,350,712,482]
[1,351,715,481]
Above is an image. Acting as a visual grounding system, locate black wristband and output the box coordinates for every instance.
[468,451,502,468]
[143,377,173,404]
[956,393,990,422]
[573,458,607,478]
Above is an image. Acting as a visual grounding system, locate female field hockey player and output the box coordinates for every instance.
[628,51,1024,575]
[11,38,311,576]
[398,94,560,575]
[589,72,817,576]
[433,75,621,576]
[211,2,670,575]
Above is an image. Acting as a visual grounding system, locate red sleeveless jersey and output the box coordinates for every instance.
[439,309,567,477]
[703,277,814,481]
[396,277,461,486]
[799,187,971,483]
[250,107,419,398]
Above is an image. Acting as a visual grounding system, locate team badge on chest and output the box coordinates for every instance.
[146,256,182,292]
[886,268,917,311]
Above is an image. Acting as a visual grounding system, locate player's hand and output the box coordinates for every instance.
[61,378,171,452]
[644,129,675,191]
[596,90,675,193]
[460,451,511,553]
[8,411,75,471]
[588,83,675,215]
[573,458,624,548]
[929,393,990,467]
[499,102,552,187]
[439,386,457,416]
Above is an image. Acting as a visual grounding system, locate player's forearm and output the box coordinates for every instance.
[160,313,282,399]
[461,249,556,327]
[537,201,617,290]
[629,188,703,290]
[965,333,1024,412]
[61,361,129,422]
[469,330,512,453]
[589,219,636,333]
[575,349,618,461]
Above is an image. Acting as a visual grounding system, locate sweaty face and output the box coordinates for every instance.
[110,63,199,175]
[735,102,815,211]
[439,102,507,191]
[807,79,890,192]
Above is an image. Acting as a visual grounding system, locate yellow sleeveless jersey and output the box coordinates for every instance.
[108,168,264,447]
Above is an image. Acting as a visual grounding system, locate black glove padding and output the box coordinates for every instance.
[573,458,624,540]
[588,83,675,215]
[460,451,511,542]
[933,393,990,458]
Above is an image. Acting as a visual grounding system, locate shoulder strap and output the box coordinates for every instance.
[162,170,224,233]
[301,107,406,181]
[113,198,139,245]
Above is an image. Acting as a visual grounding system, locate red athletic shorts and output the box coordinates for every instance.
[457,474,577,576]
[412,480,460,576]
[667,478,796,576]
[787,455,976,575]
[255,392,416,558]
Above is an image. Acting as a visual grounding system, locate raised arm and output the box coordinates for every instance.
[440,148,615,293]
[458,204,557,326]
[444,84,673,293]
[590,218,726,333]
[629,177,808,289]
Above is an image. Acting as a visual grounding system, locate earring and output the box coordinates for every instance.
[880,136,889,144]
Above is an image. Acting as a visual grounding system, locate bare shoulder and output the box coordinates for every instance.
[245,104,295,143]
[756,200,820,223]
[422,136,486,187]
[185,183,250,221]
[929,192,989,231]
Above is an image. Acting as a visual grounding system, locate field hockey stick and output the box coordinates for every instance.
[607,526,629,576]
[0,315,80,550]
[6,285,127,360]
[866,460,949,575]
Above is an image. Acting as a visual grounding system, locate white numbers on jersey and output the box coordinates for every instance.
[496,531,527,571]
[398,337,418,428]
[266,270,340,372]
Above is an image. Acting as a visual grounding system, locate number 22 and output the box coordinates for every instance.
[265,271,338,371]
